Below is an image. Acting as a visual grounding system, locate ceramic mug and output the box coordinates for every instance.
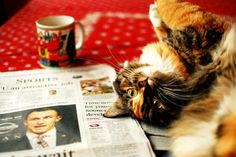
[36,15,84,67]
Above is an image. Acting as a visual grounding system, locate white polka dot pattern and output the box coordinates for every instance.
[0,0,158,72]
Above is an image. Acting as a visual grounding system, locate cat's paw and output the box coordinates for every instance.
[149,3,161,27]
[214,114,236,157]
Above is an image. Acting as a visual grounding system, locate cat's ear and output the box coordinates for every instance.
[103,98,129,118]
[123,60,130,68]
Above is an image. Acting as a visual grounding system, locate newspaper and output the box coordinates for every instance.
[140,122,170,151]
[0,64,156,157]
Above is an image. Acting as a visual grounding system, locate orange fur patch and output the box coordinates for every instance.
[215,114,236,157]
[156,42,190,79]
[131,87,145,119]
[156,0,229,30]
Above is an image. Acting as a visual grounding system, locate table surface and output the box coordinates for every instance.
[0,1,235,156]
[0,0,235,72]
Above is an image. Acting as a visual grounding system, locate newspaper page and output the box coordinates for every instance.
[140,122,170,151]
[0,64,155,157]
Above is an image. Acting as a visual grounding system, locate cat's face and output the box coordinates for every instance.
[104,59,219,126]
[104,62,190,126]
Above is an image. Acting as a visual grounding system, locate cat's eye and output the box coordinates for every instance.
[127,88,138,98]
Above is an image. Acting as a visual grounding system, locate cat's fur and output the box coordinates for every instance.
[151,0,231,75]
[104,0,236,156]
[169,26,236,157]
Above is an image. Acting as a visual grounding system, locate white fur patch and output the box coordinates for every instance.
[213,24,236,61]
[139,43,176,76]
[149,4,161,27]
[216,85,236,118]
[172,86,236,157]
[222,24,236,53]
[172,122,217,157]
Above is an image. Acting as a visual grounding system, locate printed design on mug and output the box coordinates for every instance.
[37,30,75,67]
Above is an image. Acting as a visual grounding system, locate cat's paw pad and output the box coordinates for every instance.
[149,4,161,27]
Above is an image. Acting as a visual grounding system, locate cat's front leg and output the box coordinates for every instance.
[149,3,169,40]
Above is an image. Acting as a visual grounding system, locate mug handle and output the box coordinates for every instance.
[75,21,85,50]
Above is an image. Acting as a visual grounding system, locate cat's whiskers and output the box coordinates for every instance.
[124,67,138,77]
[77,55,121,71]
[160,79,180,87]
[160,81,203,99]
[104,59,122,71]
[77,43,138,71]
[161,88,194,100]
[106,45,124,66]
[103,50,125,70]
[158,92,186,107]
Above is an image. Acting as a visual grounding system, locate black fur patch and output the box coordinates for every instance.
[164,26,223,72]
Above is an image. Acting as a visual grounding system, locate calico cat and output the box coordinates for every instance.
[169,25,236,157]
[104,0,232,125]
[104,0,236,156]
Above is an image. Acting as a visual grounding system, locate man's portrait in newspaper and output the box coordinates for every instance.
[0,105,81,152]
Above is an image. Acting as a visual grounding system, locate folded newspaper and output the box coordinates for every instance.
[0,64,169,157]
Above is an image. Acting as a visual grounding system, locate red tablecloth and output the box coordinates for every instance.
[0,0,235,72]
